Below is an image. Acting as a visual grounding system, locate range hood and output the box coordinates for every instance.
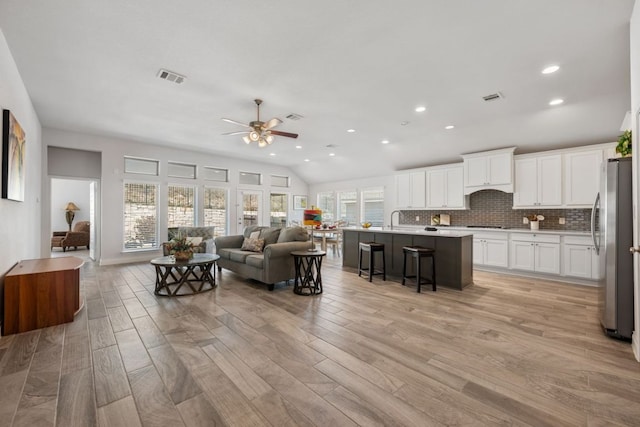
[461,147,516,195]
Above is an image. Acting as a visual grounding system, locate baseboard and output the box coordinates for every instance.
[99,253,158,266]
[633,332,640,362]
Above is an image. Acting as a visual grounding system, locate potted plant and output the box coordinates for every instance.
[167,234,195,261]
[616,130,632,157]
[527,214,545,230]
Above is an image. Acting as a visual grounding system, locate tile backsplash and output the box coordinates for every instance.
[399,189,591,231]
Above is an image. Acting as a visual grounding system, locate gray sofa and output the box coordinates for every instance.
[215,225,311,290]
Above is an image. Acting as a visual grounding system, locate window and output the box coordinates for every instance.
[124,157,158,176]
[204,187,228,237]
[270,193,288,228]
[271,175,289,187]
[317,191,335,223]
[239,171,261,185]
[168,185,196,227]
[337,190,357,225]
[361,187,384,227]
[123,182,158,250]
[168,162,196,179]
[203,167,228,182]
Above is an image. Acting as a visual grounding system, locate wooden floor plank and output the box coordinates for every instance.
[1,257,639,426]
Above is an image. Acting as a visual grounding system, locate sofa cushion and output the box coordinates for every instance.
[229,249,256,263]
[259,227,281,246]
[277,226,309,243]
[217,248,232,260]
[241,237,265,252]
[244,225,266,238]
[245,254,264,269]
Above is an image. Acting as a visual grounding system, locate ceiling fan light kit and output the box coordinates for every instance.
[222,99,298,148]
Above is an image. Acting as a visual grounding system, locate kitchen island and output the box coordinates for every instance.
[342,228,473,290]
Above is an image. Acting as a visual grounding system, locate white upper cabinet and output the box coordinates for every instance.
[564,149,603,207]
[462,147,516,194]
[426,165,467,209]
[395,170,426,208]
[513,154,562,208]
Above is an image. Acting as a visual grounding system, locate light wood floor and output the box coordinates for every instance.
[1,254,639,426]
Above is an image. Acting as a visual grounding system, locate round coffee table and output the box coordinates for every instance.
[150,253,220,296]
[291,250,326,295]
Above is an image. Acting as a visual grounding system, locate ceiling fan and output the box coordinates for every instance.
[222,99,298,148]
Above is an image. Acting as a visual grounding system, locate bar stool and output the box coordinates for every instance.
[402,246,436,293]
[358,242,386,282]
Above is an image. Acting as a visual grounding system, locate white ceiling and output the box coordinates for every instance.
[0,0,635,184]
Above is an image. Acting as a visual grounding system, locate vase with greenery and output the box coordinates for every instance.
[616,130,632,157]
[167,235,194,261]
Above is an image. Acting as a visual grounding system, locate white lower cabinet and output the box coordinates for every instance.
[562,236,599,279]
[509,233,560,275]
[473,232,508,268]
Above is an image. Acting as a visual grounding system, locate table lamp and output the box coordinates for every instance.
[64,202,80,231]
[303,207,322,249]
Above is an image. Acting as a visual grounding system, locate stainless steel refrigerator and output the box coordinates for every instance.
[593,157,634,340]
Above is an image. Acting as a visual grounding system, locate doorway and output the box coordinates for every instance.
[237,189,262,232]
[50,177,100,262]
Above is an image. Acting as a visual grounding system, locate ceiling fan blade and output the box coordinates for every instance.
[221,118,252,128]
[221,131,250,136]
[263,117,282,130]
[269,130,299,139]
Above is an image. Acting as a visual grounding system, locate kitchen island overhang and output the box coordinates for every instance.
[342,228,473,290]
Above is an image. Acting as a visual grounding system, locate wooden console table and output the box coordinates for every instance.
[3,257,84,335]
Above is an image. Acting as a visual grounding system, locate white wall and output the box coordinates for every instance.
[50,179,91,232]
[0,29,42,277]
[629,1,640,361]
[42,127,309,265]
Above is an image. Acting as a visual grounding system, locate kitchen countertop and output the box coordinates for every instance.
[343,227,473,238]
[376,225,591,236]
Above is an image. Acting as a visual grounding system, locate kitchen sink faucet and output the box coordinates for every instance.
[389,210,401,230]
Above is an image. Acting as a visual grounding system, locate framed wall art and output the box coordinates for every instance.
[293,195,307,210]
[2,109,26,202]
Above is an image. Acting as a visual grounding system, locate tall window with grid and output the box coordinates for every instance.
[317,191,335,223]
[123,182,158,250]
[168,185,196,227]
[337,190,357,225]
[361,187,384,227]
[203,187,228,237]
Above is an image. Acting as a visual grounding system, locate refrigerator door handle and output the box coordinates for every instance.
[591,192,600,254]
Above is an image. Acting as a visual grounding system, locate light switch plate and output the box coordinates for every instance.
[523,217,529,224]
[559,217,565,224]
[415,216,420,221]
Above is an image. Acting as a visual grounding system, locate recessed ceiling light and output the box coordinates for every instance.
[304,159,310,162]
[381,139,390,144]
[295,145,302,149]
[542,65,560,74]
[415,106,426,113]
[329,153,335,156]
[445,125,455,130]
[400,121,409,126]
[347,129,356,133]
[549,98,564,106]
[269,153,276,156]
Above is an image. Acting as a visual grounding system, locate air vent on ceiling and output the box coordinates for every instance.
[286,113,304,120]
[157,69,186,84]
[482,92,504,102]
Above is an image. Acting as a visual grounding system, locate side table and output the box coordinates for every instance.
[291,250,326,295]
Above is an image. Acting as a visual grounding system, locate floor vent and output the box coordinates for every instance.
[482,92,504,102]
[157,69,186,84]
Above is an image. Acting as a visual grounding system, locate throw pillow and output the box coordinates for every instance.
[259,227,281,246]
[186,236,203,246]
[241,237,265,252]
[249,231,260,239]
